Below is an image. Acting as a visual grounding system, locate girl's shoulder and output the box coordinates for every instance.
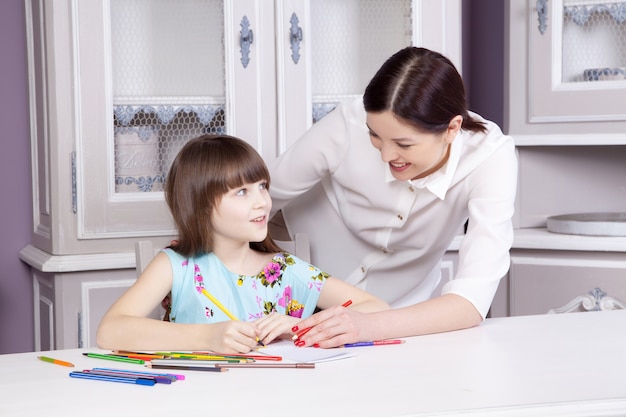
[161,247,211,266]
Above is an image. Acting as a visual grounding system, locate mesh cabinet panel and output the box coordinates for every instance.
[562,0,626,82]
[110,0,225,193]
[310,0,413,122]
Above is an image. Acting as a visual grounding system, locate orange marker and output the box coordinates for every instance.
[37,356,75,367]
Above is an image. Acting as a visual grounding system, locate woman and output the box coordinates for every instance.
[270,47,517,347]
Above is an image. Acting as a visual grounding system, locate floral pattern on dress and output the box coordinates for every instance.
[190,252,328,320]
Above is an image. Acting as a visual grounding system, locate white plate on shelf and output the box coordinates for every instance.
[547,212,626,237]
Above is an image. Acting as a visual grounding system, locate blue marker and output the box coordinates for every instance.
[69,371,156,386]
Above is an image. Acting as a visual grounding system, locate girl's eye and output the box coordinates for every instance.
[397,143,413,149]
[235,188,247,196]
[259,181,268,191]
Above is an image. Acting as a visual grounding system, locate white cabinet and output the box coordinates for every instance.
[25,0,462,255]
[494,1,626,318]
[506,0,626,137]
[22,0,462,349]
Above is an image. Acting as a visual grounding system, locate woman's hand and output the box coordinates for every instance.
[254,312,300,345]
[291,306,372,348]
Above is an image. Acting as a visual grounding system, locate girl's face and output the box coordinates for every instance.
[212,180,272,245]
[366,111,462,181]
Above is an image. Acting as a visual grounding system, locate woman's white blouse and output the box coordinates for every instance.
[269,97,517,318]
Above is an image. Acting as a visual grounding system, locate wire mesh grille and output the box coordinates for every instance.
[110,0,225,193]
[562,1,626,82]
[310,0,413,122]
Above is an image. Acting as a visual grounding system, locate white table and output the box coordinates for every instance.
[3,310,626,417]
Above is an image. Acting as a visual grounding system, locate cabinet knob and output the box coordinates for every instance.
[240,15,254,68]
[536,0,548,35]
[289,12,303,64]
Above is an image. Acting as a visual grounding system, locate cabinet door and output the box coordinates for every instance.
[275,0,462,155]
[506,0,626,135]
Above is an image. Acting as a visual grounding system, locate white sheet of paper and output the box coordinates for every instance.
[257,340,355,363]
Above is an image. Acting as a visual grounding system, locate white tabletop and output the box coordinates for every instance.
[3,310,626,417]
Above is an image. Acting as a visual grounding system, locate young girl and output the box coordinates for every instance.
[96,134,389,354]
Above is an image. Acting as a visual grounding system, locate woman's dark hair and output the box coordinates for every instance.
[164,134,282,257]
[363,47,486,134]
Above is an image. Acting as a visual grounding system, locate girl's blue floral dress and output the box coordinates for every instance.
[163,249,329,323]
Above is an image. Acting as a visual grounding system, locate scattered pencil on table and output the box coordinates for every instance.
[147,363,228,372]
[83,369,173,384]
[93,367,184,382]
[69,371,156,386]
[342,339,405,348]
[215,362,315,369]
[82,352,145,364]
[37,355,75,367]
[293,299,352,340]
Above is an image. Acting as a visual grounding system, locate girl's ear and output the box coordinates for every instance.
[445,115,463,143]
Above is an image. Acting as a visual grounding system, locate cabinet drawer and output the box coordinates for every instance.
[509,251,626,316]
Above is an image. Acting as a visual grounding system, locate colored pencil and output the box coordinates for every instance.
[147,363,228,372]
[294,300,352,339]
[201,288,238,320]
[157,353,250,362]
[150,359,246,367]
[192,351,283,361]
[37,356,75,367]
[200,288,265,346]
[342,339,405,348]
[93,367,184,381]
[82,353,145,364]
[215,362,315,369]
[69,371,156,386]
[111,351,166,360]
[83,369,172,384]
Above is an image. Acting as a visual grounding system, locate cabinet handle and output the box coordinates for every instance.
[289,12,303,64]
[536,0,548,35]
[240,15,254,68]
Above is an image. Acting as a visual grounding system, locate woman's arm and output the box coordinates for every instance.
[293,293,481,348]
[96,252,260,353]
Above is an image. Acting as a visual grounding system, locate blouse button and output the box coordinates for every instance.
[408,186,414,192]
[381,247,388,253]
[397,214,404,221]
[360,266,366,273]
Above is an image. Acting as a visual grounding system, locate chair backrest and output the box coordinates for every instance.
[135,233,311,276]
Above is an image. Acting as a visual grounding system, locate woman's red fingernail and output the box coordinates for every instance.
[295,340,305,347]
[291,326,299,332]
[313,343,320,348]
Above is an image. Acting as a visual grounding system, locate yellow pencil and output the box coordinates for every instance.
[200,288,264,346]
[201,288,238,320]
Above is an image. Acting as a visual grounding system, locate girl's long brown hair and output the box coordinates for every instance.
[164,134,282,257]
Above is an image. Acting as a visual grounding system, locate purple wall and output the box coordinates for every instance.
[0,0,504,354]
[0,0,35,353]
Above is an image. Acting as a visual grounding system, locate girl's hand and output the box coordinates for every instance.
[291,306,370,348]
[254,313,300,345]
[206,321,261,353]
